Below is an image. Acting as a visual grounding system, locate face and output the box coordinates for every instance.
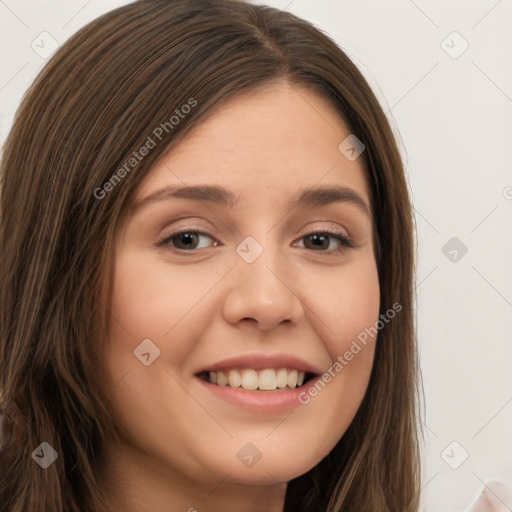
[101,81,380,493]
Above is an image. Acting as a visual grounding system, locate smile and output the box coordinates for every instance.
[197,368,316,391]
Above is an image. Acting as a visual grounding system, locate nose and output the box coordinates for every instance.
[221,242,305,331]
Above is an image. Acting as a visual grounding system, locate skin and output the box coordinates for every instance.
[97,80,380,512]
[468,480,512,512]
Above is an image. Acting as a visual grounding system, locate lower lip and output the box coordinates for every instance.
[196,376,317,413]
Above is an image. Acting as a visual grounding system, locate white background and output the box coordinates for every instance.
[1,1,511,511]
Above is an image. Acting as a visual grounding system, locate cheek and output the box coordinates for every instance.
[103,251,217,391]
[305,254,381,353]
[108,250,221,346]
[110,252,175,336]
[296,255,380,423]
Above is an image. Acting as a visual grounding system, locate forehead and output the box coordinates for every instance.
[135,81,370,208]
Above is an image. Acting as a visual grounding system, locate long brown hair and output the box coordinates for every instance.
[0,0,421,510]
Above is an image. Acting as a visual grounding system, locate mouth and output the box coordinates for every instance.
[196,368,318,391]
[194,352,324,412]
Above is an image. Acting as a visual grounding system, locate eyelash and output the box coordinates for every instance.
[155,227,355,256]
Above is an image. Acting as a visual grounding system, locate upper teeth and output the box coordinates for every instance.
[208,368,306,390]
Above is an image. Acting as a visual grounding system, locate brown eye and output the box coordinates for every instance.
[158,230,216,251]
[298,231,354,253]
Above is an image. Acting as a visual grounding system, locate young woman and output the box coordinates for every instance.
[0,0,421,510]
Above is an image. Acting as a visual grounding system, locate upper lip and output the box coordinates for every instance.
[195,351,323,375]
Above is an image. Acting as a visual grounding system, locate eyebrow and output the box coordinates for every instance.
[132,184,373,218]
